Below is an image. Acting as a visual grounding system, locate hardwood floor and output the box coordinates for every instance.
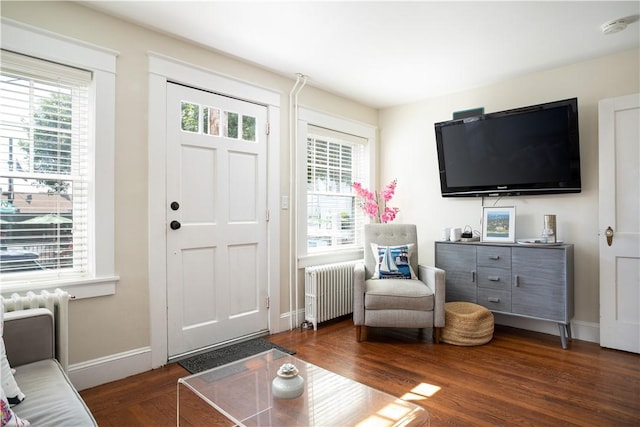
[81,319,640,426]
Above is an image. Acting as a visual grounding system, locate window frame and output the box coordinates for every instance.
[296,107,376,268]
[1,51,91,279]
[1,18,119,298]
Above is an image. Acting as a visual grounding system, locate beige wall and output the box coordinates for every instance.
[379,48,640,330]
[1,1,377,364]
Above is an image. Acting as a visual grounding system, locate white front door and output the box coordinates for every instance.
[598,93,640,354]
[166,82,269,358]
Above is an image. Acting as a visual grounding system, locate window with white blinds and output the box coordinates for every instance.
[306,126,366,252]
[0,50,91,278]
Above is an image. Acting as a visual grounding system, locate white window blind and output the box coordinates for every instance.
[306,125,366,252]
[0,49,91,279]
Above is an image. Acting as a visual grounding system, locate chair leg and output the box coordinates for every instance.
[356,325,366,342]
[433,327,441,344]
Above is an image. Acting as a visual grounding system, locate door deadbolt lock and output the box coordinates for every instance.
[170,201,180,211]
[170,220,181,230]
[605,226,614,246]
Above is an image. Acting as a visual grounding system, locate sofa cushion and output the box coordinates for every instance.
[12,360,96,426]
[365,279,434,311]
[370,243,417,279]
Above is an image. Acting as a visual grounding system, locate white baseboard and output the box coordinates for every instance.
[70,310,305,392]
[69,312,599,393]
[281,309,603,345]
[493,313,600,345]
[68,346,152,391]
[570,320,600,343]
[274,309,306,333]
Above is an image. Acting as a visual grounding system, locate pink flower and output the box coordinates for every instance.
[352,180,399,223]
[365,201,378,217]
[380,179,397,201]
[381,206,400,223]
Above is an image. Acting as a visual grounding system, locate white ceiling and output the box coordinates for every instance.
[81,1,639,108]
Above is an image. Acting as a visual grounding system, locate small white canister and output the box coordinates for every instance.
[272,363,304,399]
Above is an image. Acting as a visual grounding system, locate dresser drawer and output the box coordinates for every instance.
[477,267,511,290]
[478,288,511,312]
[477,246,511,269]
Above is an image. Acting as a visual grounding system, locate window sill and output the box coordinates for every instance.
[0,275,119,300]
[298,248,364,269]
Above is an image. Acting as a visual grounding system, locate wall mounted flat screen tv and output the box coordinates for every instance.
[434,98,581,197]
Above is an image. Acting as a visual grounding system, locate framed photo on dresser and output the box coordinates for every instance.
[481,206,516,243]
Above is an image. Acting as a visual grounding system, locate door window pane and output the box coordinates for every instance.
[181,102,199,133]
[208,108,221,136]
[224,111,238,138]
[242,115,256,141]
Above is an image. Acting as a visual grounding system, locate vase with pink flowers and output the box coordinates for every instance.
[352,179,399,223]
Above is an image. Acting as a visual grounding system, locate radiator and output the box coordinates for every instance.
[305,261,358,330]
[1,289,70,372]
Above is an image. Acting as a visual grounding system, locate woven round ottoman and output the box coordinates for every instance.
[441,302,494,346]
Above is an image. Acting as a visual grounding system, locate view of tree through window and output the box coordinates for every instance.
[0,56,89,275]
[29,93,73,193]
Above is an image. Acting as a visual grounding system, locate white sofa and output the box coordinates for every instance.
[2,308,97,426]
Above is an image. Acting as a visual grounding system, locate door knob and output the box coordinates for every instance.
[605,226,614,246]
[170,201,180,211]
[170,220,181,230]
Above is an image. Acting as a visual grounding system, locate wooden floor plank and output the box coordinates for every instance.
[81,319,640,426]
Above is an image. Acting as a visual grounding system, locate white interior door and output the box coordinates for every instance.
[598,93,640,354]
[166,82,269,358]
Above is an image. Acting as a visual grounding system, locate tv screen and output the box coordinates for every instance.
[434,98,581,197]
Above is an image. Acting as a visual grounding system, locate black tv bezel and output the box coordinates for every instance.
[434,97,581,197]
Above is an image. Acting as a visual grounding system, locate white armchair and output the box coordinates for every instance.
[353,224,446,342]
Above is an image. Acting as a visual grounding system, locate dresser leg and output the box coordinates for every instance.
[558,323,568,349]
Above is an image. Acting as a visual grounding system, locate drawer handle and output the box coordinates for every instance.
[488,276,500,282]
[471,271,476,282]
[489,256,500,260]
[488,297,501,303]
[514,275,520,287]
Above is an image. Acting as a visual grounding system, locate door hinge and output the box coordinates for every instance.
[266,296,270,309]
[266,208,270,222]
[266,122,270,135]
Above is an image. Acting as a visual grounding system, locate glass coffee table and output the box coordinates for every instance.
[177,349,428,426]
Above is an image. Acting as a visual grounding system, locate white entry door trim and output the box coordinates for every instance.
[147,53,281,368]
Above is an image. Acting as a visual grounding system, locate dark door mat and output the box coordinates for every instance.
[177,338,295,374]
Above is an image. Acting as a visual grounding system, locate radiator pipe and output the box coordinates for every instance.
[288,73,307,330]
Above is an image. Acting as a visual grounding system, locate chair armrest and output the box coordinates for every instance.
[418,264,446,327]
[353,261,366,325]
